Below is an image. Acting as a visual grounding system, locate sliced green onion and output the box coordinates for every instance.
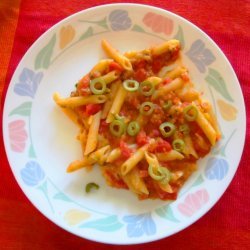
[148,165,165,181]
[159,122,176,137]
[183,104,198,121]
[139,102,154,116]
[90,78,106,95]
[172,139,185,152]
[109,119,126,137]
[85,182,99,193]
[179,124,190,135]
[127,121,140,136]
[159,167,171,184]
[148,165,171,184]
[114,114,125,122]
[123,79,139,92]
[139,81,155,96]
[163,100,172,110]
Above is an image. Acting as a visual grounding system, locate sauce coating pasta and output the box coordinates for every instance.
[53,39,220,200]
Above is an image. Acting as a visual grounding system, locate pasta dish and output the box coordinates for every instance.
[53,39,220,200]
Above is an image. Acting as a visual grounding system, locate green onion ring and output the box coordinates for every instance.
[172,139,185,152]
[139,102,155,116]
[109,119,126,137]
[179,124,190,135]
[163,100,172,110]
[123,79,139,92]
[148,165,165,181]
[85,182,99,193]
[183,104,198,121]
[90,78,106,95]
[127,121,140,136]
[159,122,176,137]
[139,81,155,96]
[159,167,171,184]
[148,165,171,184]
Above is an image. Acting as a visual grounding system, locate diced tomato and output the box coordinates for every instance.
[77,74,90,89]
[85,104,101,115]
[135,59,146,69]
[136,131,149,147]
[162,77,172,85]
[120,140,133,159]
[104,170,128,189]
[134,68,147,82]
[152,57,164,73]
[99,119,109,133]
[109,61,124,72]
[77,74,90,96]
[171,47,180,61]
[139,170,149,178]
[151,138,172,153]
[128,95,140,108]
[150,129,160,137]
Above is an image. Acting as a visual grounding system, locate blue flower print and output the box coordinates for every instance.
[14,68,43,98]
[20,161,45,186]
[108,10,132,31]
[205,157,229,180]
[186,39,215,73]
[123,213,156,237]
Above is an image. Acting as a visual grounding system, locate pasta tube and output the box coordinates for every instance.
[194,104,217,145]
[106,148,121,163]
[53,92,107,108]
[84,111,101,155]
[102,39,133,71]
[152,78,184,99]
[156,150,184,161]
[151,39,180,56]
[122,167,149,195]
[121,142,153,176]
[106,82,127,123]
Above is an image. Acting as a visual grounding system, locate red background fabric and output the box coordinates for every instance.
[0,0,249,249]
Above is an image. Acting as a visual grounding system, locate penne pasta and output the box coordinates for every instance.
[84,111,101,155]
[106,82,127,123]
[164,66,187,79]
[144,151,160,169]
[156,150,184,162]
[102,39,133,71]
[183,135,198,159]
[144,76,162,86]
[77,128,88,154]
[54,39,220,201]
[101,70,120,85]
[152,77,184,99]
[122,167,149,195]
[67,158,95,173]
[101,81,120,119]
[90,59,113,75]
[194,104,217,145]
[53,92,107,108]
[106,148,121,163]
[151,39,180,56]
[176,86,200,102]
[89,145,111,165]
[121,142,152,176]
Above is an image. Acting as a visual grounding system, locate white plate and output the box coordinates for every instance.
[2,3,246,244]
